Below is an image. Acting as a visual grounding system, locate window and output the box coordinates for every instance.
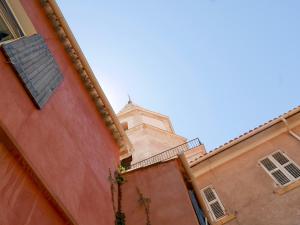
[0,0,23,42]
[201,186,226,221]
[259,150,300,186]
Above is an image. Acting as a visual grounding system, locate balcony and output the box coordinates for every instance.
[125,138,204,171]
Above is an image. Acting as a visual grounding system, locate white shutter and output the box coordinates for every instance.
[201,186,226,221]
[260,150,300,186]
[272,151,300,179]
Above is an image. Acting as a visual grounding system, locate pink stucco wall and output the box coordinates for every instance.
[0,1,119,225]
[195,127,300,225]
[122,160,199,225]
[0,141,66,225]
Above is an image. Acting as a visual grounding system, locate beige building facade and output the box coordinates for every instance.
[118,101,187,164]
[118,101,300,225]
[188,106,300,225]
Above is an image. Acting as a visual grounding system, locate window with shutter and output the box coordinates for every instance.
[201,186,226,221]
[259,150,300,186]
[2,34,63,108]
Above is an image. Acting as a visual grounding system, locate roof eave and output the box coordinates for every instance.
[191,105,300,167]
[41,0,133,155]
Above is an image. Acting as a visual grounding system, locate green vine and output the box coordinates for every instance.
[108,167,126,225]
[136,187,151,225]
[108,169,116,214]
[115,211,126,225]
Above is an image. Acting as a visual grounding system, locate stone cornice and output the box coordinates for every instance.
[40,0,133,156]
[118,106,175,133]
[191,109,300,177]
[126,123,187,141]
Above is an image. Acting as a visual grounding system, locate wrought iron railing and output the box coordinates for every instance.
[126,138,202,171]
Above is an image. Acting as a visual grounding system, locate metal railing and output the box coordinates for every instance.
[126,138,202,171]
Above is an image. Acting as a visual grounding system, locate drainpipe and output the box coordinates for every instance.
[179,154,208,223]
[280,117,300,142]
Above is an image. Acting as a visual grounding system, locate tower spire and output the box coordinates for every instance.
[128,95,132,104]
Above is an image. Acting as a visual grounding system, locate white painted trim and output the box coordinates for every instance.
[6,0,36,36]
[0,1,20,41]
[200,185,226,222]
[4,0,25,35]
[259,150,300,186]
[0,0,36,44]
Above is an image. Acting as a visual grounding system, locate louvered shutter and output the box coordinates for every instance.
[272,151,300,180]
[2,34,63,109]
[260,151,300,186]
[201,187,226,221]
[260,157,291,185]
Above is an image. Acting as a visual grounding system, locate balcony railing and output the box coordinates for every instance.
[126,138,202,171]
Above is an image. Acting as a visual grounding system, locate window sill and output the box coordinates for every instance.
[212,214,236,225]
[274,180,300,195]
[0,37,22,46]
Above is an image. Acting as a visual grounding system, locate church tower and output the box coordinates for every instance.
[117,100,187,164]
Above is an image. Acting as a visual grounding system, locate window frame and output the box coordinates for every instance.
[0,0,36,44]
[259,150,300,187]
[200,185,227,222]
[0,0,23,42]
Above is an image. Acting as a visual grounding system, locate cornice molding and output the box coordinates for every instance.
[126,123,186,141]
[40,0,132,156]
[191,110,300,177]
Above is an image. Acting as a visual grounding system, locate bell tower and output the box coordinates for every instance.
[117,100,187,164]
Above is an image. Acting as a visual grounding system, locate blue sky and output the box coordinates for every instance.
[57,0,300,151]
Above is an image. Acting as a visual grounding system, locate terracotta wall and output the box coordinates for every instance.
[122,160,199,225]
[195,127,300,225]
[0,142,66,225]
[0,1,119,225]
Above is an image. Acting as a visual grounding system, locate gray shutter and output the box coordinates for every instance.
[2,34,63,109]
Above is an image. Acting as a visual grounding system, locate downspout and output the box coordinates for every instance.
[179,154,208,224]
[280,117,300,142]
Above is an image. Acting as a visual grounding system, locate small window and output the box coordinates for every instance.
[201,186,226,221]
[0,0,23,42]
[259,150,300,186]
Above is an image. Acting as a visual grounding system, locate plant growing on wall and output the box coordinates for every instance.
[136,187,151,225]
[108,166,126,225]
[108,169,116,214]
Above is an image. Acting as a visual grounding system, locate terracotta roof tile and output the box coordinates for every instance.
[212,105,300,152]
